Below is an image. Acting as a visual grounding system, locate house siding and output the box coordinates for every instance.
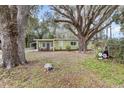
[54,40,78,50]
[34,39,79,51]
[38,41,53,51]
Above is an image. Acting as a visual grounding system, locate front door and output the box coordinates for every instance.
[46,43,50,51]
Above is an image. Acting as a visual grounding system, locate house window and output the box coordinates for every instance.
[42,42,45,47]
[71,42,76,46]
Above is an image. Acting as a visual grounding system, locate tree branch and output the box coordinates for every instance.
[54,19,74,25]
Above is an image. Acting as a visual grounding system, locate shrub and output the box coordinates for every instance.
[107,38,124,63]
[94,40,106,48]
[59,47,62,51]
[66,45,71,51]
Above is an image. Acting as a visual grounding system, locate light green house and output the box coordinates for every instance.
[34,39,79,51]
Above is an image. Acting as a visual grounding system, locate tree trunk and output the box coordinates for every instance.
[78,38,83,53]
[1,29,20,69]
[17,30,27,64]
[106,27,108,40]
[0,6,20,69]
[0,5,30,69]
[17,6,31,64]
[110,25,112,39]
[78,37,87,53]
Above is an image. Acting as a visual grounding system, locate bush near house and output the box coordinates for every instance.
[92,39,124,63]
[93,41,106,58]
[107,39,124,63]
[66,45,71,51]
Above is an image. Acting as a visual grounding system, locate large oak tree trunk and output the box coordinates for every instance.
[17,30,27,64]
[0,5,30,69]
[0,6,20,69]
[78,36,87,53]
[78,38,83,53]
[17,6,30,64]
[1,28,20,69]
[17,21,27,64]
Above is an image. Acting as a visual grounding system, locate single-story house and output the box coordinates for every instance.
[34,39,79,51]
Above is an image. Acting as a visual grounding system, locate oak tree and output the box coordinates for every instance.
[51,5,118,52]
[0,5,32,69]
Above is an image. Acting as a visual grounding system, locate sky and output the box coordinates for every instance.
[111,23,123,38]
[38,5,52,21]
[38,5,123,39]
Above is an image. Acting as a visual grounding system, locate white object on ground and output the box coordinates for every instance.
[44,63,53,71]
[98,57,103,60]
[98,52,102,57]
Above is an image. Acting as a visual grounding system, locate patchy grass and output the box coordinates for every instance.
[82,58,124,87]
[0,51,124,87]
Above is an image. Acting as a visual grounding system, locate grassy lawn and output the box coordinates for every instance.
[0,51,124,87]
[83,58,124,87]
